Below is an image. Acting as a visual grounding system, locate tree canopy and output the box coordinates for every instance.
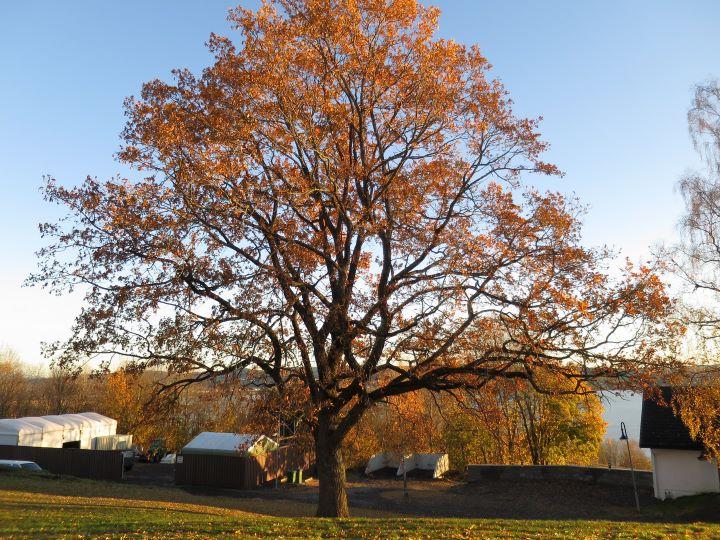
[34,0,674,516]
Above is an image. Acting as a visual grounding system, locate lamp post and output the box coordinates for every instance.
[401,453,409,498]
[620,421,640,512]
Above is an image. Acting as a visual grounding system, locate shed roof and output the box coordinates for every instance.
[639,387,703,451]
[182,432,274,455]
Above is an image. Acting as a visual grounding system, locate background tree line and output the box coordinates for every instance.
[0,346,247,452]
[0,345,650,470]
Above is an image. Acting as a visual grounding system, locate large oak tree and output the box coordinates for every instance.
[35,0,673,516]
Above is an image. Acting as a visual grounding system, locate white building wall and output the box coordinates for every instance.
[651,449,720,500]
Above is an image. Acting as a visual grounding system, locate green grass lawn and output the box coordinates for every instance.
[0,472,718,539]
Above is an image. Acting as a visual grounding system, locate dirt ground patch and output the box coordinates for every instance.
[188,472,720,522]
[121,465,720,522]
[340,475,659,520]
[124,462,175,485]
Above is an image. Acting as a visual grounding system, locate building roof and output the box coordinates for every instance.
[182,432,277,456]
[639,387,703,451]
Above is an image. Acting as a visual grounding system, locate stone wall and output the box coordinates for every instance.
[466,464,652,488]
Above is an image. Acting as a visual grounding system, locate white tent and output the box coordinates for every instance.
[43,414,83,447]
[0,419,43,447]
[18,417,65,448]
[77,412,117,439]
[181,433,278,457]
[2,412,120,449]
[396,453,449,479]
[62,414,96,449]
[91,434,133,451]
[366,452,449,479]
[365,452,400,475]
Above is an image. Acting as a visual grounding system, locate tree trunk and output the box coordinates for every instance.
[314,412,349,517]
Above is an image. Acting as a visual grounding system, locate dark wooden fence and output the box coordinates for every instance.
[175,445,314,490]
[0,445,124,481]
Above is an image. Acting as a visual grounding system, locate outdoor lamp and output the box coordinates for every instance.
[620,421,640,512]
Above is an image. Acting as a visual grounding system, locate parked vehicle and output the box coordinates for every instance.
[0,460,44,472]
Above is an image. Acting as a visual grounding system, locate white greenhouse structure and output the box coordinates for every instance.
[0,412,119,450]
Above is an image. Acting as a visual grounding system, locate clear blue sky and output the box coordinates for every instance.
[1,0,718,365]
